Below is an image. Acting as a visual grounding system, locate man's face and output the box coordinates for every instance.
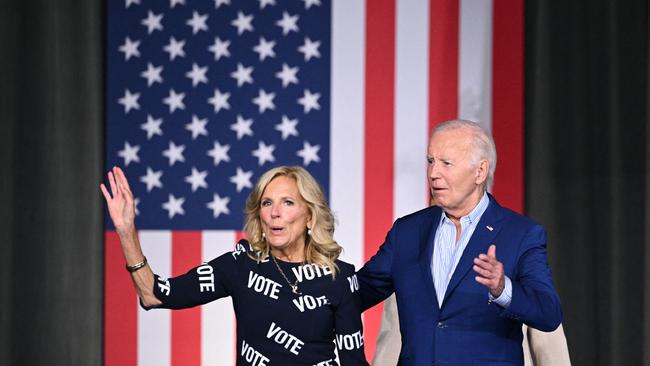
[427,128,486,217]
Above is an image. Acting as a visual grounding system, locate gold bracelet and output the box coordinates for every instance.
[126,257,147,273]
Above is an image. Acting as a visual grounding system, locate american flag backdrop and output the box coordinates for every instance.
[104,0,524,365]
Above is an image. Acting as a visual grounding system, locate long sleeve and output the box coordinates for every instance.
[147,250,236,310]
[334,268,369,366]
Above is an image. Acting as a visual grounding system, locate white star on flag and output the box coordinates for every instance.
[302,0,321,9]
[276,63,299,88]
[117,141,140,166]
[230,115,254,139]
[125,0,140,8]
[207,194,230,218]
[208,37,230,60]
[230,167,253,192]
[141,114,163,139]
[134,198,140,216]
[275,115,299,140]
[214,0,230,8]
[118,89,140,113]
[141,63,163,86]
[162,141,186,166]
[297,89,320,113]
[163,36,186,60]
[253,37,276,61]
[258,0,276,9]
[141,11,163,34]
[297,141,320,166]
[162,194,185,219]
[231,11,254,35]
[208,89,231,113]
[163,89,186,113]
[170,0,185,8]
[252,141,276,166]
[252,89,275,113]
[185,115,208,139]
[186,63,209,87]
[140,167,163,191]
[298,37,321,61]
[186,11,209,34]
[184,167,208,192]
[119,37,140,60]
[276,11,299,35]
[206,141,230,165]
[231,63,254,87]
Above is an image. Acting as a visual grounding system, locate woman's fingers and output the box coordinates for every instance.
[114,166,131,191]
[100,183,112,202]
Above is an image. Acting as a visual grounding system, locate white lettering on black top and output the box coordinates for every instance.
[292,295,329,313]
[335,330,364,351]
[247,271,282,300]
[196,263,215,292]
[291,264,333,283]
[157,278,171,296]
[313,359,335,366]
[266,322,305,355]
[241,339,270,366]
[347,274,359,293]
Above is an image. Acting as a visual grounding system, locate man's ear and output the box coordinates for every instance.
[476,159,489,185]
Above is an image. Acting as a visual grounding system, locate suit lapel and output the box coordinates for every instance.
[441,196,504,307]
[419,207,441,305]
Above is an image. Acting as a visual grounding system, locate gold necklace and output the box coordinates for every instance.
[270,254,302,295]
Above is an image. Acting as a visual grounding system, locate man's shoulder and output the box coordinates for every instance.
[488,198,543,230]
[395,205,440,224]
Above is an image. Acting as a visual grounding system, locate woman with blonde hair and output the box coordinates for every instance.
[101,165,367,365]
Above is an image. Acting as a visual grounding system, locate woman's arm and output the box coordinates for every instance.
[100,166,161,307]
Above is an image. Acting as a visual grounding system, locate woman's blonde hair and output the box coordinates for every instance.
[244,166,342,277]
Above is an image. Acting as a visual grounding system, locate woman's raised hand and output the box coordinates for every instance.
[100,166,136,235]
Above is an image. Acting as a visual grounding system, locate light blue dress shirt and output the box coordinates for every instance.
[431,192,512,308]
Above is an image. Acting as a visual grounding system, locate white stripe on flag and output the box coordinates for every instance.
[394,0,430,219]
[138,231,172,366]
[331,0,366,269]
[459,0,494,131]
[201,231,237,366]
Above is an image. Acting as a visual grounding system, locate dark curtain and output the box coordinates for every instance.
[0,1,103,365]
[526,0,649,365]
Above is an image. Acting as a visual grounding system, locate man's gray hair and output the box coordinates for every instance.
[432,119,497,190]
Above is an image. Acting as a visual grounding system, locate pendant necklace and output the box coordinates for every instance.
[270,254,302,295]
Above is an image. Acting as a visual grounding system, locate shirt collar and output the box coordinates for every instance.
[440,192,490,226]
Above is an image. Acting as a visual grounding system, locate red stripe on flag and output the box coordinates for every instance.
[364,0,396,361]
[171,232,202,366]
[428,0,460,132]
[491,0,524,213]
[105,231,137,366]
[235,230,248,243]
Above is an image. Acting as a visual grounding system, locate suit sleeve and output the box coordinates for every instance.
[500,225,563,331]
[356,223,398,310]
[334,268,369,366]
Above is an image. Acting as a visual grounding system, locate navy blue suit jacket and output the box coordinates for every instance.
[357,195,562,366]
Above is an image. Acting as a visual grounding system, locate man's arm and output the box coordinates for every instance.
[356,224,398,311]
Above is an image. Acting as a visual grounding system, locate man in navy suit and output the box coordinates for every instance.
[357,120,562,365]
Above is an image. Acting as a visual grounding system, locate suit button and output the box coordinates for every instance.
[437,321,444,328]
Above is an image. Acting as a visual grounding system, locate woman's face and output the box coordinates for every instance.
[259,176,312,254]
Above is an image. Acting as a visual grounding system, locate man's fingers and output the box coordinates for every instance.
[473,265,493,278]
[487,244,496,258]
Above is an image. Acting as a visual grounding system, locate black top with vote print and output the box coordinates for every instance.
[147,240,368,366]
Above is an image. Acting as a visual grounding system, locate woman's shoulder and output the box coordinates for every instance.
[334,259,357,276]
